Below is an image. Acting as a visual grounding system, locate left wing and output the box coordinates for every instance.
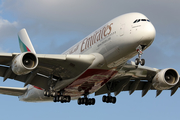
[95,61,180,97]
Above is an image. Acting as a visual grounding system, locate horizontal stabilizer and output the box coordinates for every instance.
[0,86,27,96]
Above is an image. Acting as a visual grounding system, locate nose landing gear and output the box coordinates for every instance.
[135,45,145,66]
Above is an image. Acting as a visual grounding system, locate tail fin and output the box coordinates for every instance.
[18,28,36,54]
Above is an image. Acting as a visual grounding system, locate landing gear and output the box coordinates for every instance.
[102,82,117,104]
[77,95,95,106]
[44,90,71,103]
[135,45,145,66]
[43,74,71,103]
[43,90,57,97]
[102,95,116,104]
[53,95,71,103]
[135,58,145,66]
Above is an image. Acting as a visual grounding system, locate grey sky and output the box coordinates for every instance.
[1,0,180,69]
[1,0,180,35]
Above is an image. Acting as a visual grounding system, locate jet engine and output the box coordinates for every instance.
[12,52,38,75]
[152,68,179,90]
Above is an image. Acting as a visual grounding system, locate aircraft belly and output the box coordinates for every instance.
[64,69,117,97]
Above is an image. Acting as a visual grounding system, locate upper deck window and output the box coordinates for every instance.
[133,19,150,23]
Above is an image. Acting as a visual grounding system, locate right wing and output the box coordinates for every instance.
[0,28,96,90]
[0,86,27,96]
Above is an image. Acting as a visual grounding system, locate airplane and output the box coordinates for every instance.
[0,12,178,106]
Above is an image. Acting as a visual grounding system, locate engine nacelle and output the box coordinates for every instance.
[12,52,38,75]
[152,68,179,90]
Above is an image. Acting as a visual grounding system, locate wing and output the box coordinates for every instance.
[0,86,27,96]
[0,53,95,90]
[95,61,180,97]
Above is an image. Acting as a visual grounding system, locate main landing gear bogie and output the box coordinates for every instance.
[53,95,71,103]
[102,95,116,104]
[44,91,57,97]
[78,97,95,106]
[44,90,71,103]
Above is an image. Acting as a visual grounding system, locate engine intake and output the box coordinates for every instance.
[152,68,179,90]
[12,52,38,75]
[22,53,37,68]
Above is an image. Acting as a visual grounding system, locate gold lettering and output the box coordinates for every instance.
[102,26,107,37]
[107,23,113,35]
[81,39,86,52]
[80,23,113,53]
[97,30,101,41]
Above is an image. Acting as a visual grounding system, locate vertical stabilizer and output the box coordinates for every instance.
[18,28,36,53]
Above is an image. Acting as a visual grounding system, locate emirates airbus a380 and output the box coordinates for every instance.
[0,12,178,106]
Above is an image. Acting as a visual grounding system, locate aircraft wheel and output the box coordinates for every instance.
[84,98,88,104]
[51,92,57,97]
[135,58,140,65]
[88,99,92,105]
[91,98,95,105]
[81,98,85,104]
[66,96,71,102]
[78,98,81,105]
[111,97,116,104]
[102,95,106,102]
[56,96,60,102]
[44,91,47,96]
[141,59,145,66]
[85,99,89,106]
[47,91,51,97]
[53,97,57,102]
[105,96,110,103]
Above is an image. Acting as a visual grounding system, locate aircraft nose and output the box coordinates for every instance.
[140,23,156,45]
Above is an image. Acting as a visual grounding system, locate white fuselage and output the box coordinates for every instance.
[19,12,156,102]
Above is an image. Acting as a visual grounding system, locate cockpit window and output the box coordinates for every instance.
[141,19,146,21]
[133,19,150,23]
[133,20,137,23]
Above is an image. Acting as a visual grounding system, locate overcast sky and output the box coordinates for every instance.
[0,0,180,120]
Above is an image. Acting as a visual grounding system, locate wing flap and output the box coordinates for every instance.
[0,86,27,96]
[13,73,50,90]
[95,80,156,96]
[37,54,95,79]
[0,65,50,90]
[0,53,14,65]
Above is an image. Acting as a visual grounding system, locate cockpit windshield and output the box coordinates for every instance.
[133,19,150,23]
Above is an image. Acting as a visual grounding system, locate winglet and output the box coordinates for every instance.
[18,28,36,53]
